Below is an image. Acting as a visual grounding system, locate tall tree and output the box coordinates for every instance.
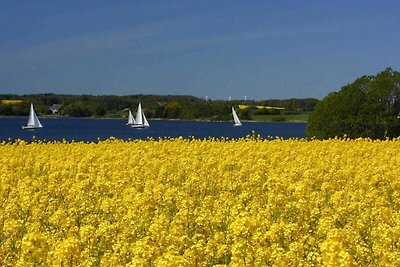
[307,68,400,139]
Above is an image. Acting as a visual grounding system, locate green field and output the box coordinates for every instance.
[251,112,310,122]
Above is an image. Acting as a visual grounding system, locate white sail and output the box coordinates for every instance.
[232,107,242,126]
[131,103,150,128]
[135,103,143,125]
[143,112,150,127]
[127,110,135,125]
[22,103,43,129]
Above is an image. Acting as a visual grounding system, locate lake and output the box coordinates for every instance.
[0,117,307,142]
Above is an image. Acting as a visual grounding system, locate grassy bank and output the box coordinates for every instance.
[251,111,310,122]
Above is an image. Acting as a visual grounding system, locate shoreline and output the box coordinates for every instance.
[0,115,307,123]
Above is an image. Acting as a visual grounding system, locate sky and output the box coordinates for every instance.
[0,0,399,100]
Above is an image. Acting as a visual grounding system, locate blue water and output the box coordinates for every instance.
[0,117,307,142]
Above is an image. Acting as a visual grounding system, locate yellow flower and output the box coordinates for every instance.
[1,137,400,265]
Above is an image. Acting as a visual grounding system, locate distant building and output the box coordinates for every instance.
[49,104,62,114]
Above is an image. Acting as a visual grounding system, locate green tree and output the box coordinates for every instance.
[238,107,251,120]
[163,102,183,119]
[307,68,400,139]
[0,104,14,115]
[61,103,93,117]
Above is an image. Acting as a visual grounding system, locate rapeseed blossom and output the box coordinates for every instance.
[1,137,400,266]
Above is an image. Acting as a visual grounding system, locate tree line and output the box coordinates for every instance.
[0,94,318,121]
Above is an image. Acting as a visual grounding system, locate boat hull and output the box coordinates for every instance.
[130,124,149,129]
[22,125,42,130]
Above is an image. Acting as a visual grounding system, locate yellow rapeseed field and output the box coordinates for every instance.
[0,99,23,105]
[1,137,400,266]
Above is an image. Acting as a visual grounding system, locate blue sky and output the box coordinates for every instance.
[0,0,399,100]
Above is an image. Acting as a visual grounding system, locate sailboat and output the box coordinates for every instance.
[22,103,43,130]
[126,110,135,126]
[232,107,242,126]
[130,103,150,128]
